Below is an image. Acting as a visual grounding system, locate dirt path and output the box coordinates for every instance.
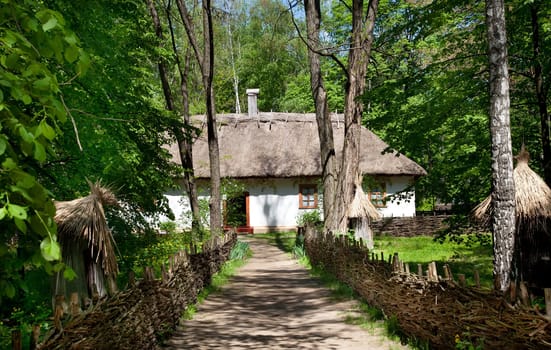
[164,237,408,350]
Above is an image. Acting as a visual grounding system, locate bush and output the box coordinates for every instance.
[296,210,322,229]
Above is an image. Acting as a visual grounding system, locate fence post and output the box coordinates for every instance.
[11,330,21,350]
[70,292,80,317]
[54,294,65,331]
[30,325,40,350]
[458,274,466,287]
[519,282,530,306]
[474,270,480,288]
[544,288,551,319]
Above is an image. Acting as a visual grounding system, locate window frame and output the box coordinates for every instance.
[298,184,318,209]
[368,182,387,208]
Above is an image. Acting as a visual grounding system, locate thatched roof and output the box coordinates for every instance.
[472,146,551,229]
[169,113,427,179]
[54,182,119,277]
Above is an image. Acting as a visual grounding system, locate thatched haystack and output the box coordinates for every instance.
[348,179,382,249]
[54,181,119,304]
[472,146,551,288]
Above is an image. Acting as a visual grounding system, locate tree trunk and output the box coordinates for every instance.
[147,0,201,231]
[334,0,379,233]
[176,0,222,234]
[530,4,551,185]
[304,0,338,232]
[202,0,222,234]
[304,0,378,234]
[166,3,201,231]
[485,0,516,292]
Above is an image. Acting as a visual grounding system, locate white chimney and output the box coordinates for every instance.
[246,88,259,117]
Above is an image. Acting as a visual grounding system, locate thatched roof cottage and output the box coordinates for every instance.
[166,91,426,233]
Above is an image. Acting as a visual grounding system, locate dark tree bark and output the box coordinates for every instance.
[166,1,201,230]
[304,0,379,233]
[334,0,379,233]
[530,4,551,185]
[304,0,338,232]
[146,0,201,231]
[176,0,222,234]
[485,0,516,292]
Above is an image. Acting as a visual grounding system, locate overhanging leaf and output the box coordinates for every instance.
[40,237,61,261]
[7,203,27,220]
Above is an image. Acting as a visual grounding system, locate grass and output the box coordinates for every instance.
[373,235,493,288]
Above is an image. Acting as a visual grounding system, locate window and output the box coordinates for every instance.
[299,184,318,209]
[368,183,387,208]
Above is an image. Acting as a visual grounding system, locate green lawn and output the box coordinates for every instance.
[253,231,494,289]
[373,235,494,288]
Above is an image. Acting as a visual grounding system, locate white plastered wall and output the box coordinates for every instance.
[163,175,417,230]
[376,176,417,217]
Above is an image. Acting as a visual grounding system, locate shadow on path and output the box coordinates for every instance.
[163,237,408,350]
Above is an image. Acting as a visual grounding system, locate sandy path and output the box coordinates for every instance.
[164,237,408,349]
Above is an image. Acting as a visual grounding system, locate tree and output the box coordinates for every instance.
[485,0,516,292]
[303,0,379,233]
[362,1,491,212]
[176,0,222,234]
[146,0,201,232]
[0,0,89,300]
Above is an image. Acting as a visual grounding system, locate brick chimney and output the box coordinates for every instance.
[246,88,259,117]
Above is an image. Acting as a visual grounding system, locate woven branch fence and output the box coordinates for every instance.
[34,231,237,350]
[304,227,551,349]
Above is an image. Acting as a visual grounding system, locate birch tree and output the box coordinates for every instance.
[485,0,516,292]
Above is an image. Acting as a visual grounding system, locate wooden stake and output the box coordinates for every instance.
[520,282,530,307]
[70,292,80,317]
[458,274,466,287]
[509,281,517,302]
[392,253,399,272]
[474,270,480,288]
[54,295,65,331]
[443,264,450,280]
[544,288,551,319]
[12,330,21,350]
[144,266,155,281]
[429,262,438,282]
[30,325,40,350]
[128,271,136,287]
[417,264,423,277]
[405,263,410,275]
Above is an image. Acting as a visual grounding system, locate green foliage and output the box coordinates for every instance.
[159,221,177,235]
[296,210,322,227]
[129,232,193,277]
[222,179,247,227]
[363,0,493,212]
[0,0,90,303]
[455,331,485,350]
[229,240,251,260]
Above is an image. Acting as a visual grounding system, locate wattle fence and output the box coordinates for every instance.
[304,227,551,349]
[35,231,237,350]
[372,215,451,237]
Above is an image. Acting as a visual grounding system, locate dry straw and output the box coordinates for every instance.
[472,146,551,230]
[54,181,119,297]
